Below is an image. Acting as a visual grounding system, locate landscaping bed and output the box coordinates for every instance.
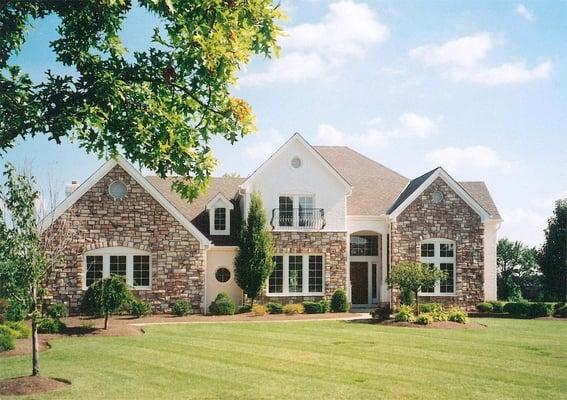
[0,376,69,397]
[357,318,486,329]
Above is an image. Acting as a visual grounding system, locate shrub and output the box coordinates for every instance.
[394,305,415,322]
[489,301,505,313]
[415,313,433,325]
[554,305,567,318]
[399,288,415,306]
[171,300,191,316]
[447,308,468,324]
[430,309,448,322]
[37,317,66,333]
[0,325,17,338]
[5,321,31,339]
[0,299,7,324]
[303,300,329,314]
[370,305,391,320]
[476,302,494,313]
[209,293,236,315]
[330,289,349,312]
[0,333,15,352]
[46,303,69,319]
[237,304,252,314]
[81,276,131,329]
[283,303,304,315]
[130,300,152,317]
[503,301,530,317]
[252,304,268,316]
[266,302,283,314]
[6,300,27,322]
[419,303,443,313]
[527,302,554,318]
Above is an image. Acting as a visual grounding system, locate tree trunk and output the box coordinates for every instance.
[250,297,254,308]
[104,314,109,330]
[31,286,40,376]
[415,290,420,316]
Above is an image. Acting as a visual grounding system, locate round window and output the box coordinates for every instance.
[108,181,128,200]
[290,156,302,169]
[431,190,444,204]
[215,267,231,283]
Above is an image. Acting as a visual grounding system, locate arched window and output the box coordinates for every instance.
[84,247,151,290]
[420,239,455,295]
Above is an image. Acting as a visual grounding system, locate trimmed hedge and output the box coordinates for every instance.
[476,302,494,312]
[237,304,252,314]
[489,301,505,313]
[209,293,236,315]
[554,305,567,318]
[266,302,283,314]
[503,301,530,317]
[302,300,329,314]
[527,302,554,318]
[130,300,152,317]
[171,300,191,316]
[330,289,349,312]
[37,317,66,333]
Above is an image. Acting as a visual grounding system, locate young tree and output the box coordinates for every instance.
[538,199,567,301]
[82,276,131,330]
[0,164,71,376]
[387,261,446,315]
[234,192,274,307]
[497,238,541,300]
[1,2,283,200]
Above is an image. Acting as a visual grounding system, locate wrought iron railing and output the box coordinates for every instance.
[270,208,326,230]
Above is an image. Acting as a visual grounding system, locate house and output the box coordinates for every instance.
[42,133,501,313]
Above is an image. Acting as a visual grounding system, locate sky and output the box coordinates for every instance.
[2,1,566,247]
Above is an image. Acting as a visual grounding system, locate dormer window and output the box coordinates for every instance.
[206,193,234,236]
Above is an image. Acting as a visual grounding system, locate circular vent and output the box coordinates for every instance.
[290,156,302,169]
[108,181,128,200]
[431,190,444,204]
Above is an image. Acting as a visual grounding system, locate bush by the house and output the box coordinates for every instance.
[209,293,236,315]
[503,301,530,317]
[447,308,468,324]
[81,276,131,329]
[171,300,191,316]
[5,321,31,339]
[527,302,554,318]
[394,305,415,322]
[0,325,17,338]
[476,302,494,313]
[252,304,268,316]
[0,333,15,352]
[489,301,505,313]
[399,288,415,306]
[370,305,391,320]
[6,299,27,322]
[237,304,252,314]
[430,308,448,322]
[266,302,282,314]
[46,303,69,319]
[37,317,66,333]
[330,289,349,312]
[303,300,329,314]
[419,303,443,313]
[130,299,152,317]
[415,313,433,325]
[283,303,304,315]
[554,304,567,318]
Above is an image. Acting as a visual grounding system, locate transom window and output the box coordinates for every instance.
[420,239,456,295]
[84,248,151,290]
[350,235,378,256]
[214,207,226,231]
[267,254,324,295]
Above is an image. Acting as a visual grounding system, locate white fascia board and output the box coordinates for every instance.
[388,168,491,222]
[205,192,234,210]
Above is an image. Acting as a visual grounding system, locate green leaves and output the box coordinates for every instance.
[0,0,284,200]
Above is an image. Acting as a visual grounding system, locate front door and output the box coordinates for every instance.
[350,262,368,305]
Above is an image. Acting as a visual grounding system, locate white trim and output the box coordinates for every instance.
[206,193,234,236]
[83,247,151,290]
[267,254,325,296]
[240,133,352,194]
[205,192,234,210]
[388,168,491,222]
[39,155,210,247]
[419,238,456,296]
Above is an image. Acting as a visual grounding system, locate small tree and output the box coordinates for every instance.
[497,238,541,300]
[538,199,567,301]
[82,276,130,330]
[234,192,274,307]
[387,261,446,315]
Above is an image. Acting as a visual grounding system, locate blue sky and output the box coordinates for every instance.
[3,1,566,246]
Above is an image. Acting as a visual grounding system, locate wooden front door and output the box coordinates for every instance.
[350,262,368,304]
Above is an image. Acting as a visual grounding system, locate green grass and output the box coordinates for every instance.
[1,318,566,399]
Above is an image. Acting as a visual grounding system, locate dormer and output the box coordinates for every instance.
[206,192,234,236]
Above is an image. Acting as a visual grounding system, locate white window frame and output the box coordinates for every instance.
[206,193,233,236]
[83,247,151,290]
[275,193,316,230]
[266,254,325,296]
[419,239,456,296]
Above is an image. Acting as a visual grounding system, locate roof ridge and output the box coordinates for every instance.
[343,146,409,180]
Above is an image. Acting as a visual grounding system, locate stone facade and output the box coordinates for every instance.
[260,231,348,303]
[44,165,206,313]
[391,177,484,310]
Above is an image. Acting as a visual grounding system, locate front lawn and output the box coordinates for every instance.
[1,318,565,399]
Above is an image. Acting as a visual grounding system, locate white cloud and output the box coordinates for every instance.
[410,32,551,85]
[241,1,389,86]
[500,207,546,245]
[244,130,285,161]
[515,4,535,21]
[317,113,436,148]
[425,146,512,174]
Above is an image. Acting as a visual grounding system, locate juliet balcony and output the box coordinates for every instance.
[270,208,326,230]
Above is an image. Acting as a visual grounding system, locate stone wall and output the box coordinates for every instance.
[44,165,206,314]
[260,231,348,303]
[391,177,484,310]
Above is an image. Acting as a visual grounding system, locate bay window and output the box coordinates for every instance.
[267,254,324,295]
[419,239,456,295]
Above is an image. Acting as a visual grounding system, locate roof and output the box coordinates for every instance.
[460,181,501,220]
[146,176,244,245]
[386,168,439,214]
[314,146,409,215]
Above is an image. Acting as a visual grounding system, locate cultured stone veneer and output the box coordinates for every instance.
[44,165,205,313]
[391,177,484,310]
[260,231,348,303]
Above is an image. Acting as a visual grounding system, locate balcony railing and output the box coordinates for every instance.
[270,208,326,230]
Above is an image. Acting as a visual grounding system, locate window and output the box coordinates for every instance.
[85,256,103,287]
[269,256,284,293]
[420,240,456,295]
[108,181,128,200]
[267,254,324,295]
[215,267,231,283]
[277,194,317,229]
[279,196,293,227]
[350,235,378,256]
[299,196,314,227]
[214,207,226,231]
[83,248,151,289]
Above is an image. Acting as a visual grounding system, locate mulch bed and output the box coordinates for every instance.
[0,376,69,397]
[353,318,486,329]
